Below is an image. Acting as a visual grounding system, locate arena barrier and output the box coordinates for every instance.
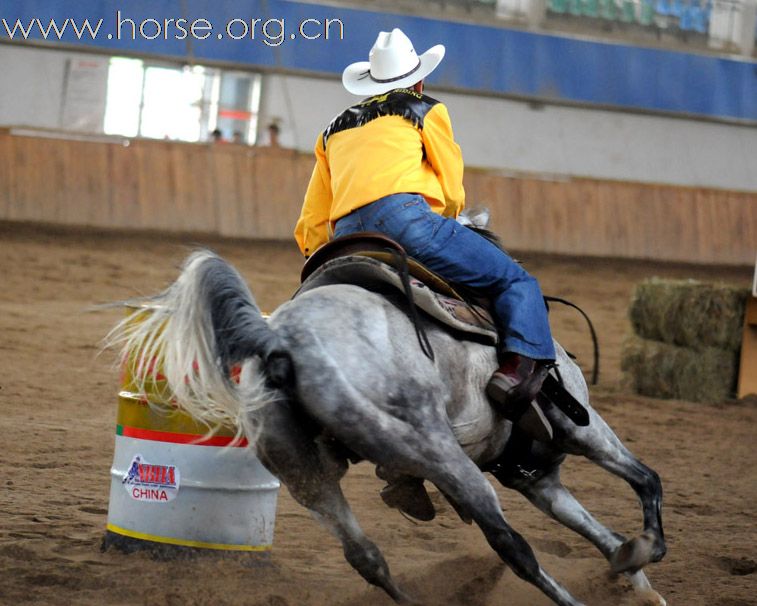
[1,127,755,266]
[103,306,280,555]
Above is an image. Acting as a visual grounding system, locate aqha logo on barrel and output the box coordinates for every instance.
[122,454,181,503]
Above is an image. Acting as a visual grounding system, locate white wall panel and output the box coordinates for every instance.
[3,44,755,191]
[257,73,757,191]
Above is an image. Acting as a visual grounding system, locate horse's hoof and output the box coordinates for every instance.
[633,589,667,606]
[610,531,658,574]
[380,479,436,522]
[390,587,421,605]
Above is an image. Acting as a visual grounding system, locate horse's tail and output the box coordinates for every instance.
[105,250,291,440]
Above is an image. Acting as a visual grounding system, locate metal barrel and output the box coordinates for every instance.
[103,307,280,557]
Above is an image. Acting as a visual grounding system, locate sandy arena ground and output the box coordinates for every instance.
[1,221,755,606]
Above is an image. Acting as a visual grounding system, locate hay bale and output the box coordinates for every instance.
[629,278,748,352]
[621,336,738,403]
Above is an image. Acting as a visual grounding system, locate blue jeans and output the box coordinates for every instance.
[333,193,556,361]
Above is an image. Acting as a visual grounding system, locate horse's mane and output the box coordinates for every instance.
[458,209,506,253]
[466,225,504,251]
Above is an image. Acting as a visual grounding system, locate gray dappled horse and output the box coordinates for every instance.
[108,229,667,606]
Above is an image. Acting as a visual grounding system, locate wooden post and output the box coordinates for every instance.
[737,257,757,398]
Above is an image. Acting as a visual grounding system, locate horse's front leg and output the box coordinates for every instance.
[514,466,666,605]
[558,411,667,576]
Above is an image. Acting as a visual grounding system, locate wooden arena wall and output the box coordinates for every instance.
[0,129,754,266]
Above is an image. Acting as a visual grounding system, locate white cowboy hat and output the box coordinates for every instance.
[342,28,445,96]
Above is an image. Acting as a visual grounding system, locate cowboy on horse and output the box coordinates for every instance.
[295,28,556,442]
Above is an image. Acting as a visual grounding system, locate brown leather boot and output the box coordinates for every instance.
[486,354,554,442]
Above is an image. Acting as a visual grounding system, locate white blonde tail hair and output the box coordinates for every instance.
[105,251,280,443]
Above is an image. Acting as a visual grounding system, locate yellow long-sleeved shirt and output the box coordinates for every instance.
[294,89,465,256]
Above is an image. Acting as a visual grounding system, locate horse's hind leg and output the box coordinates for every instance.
[418,446,585,606]
[314,395,584,604]
[560,413,667,575]
[253,399,411,604]
[516,467,666,605]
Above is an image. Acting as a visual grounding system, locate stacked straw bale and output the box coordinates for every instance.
[622,278,748,403]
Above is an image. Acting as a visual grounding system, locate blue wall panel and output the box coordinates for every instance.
[2,0,755,121]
